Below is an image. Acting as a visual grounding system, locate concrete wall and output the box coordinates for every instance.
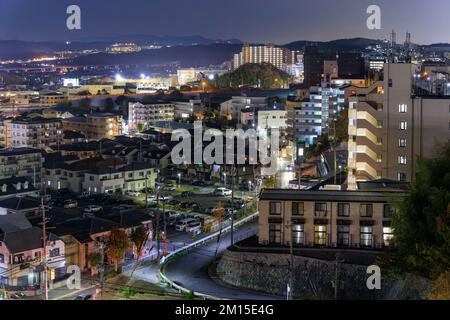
[216,249,430,300]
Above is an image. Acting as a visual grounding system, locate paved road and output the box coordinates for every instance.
[164,221,283,300]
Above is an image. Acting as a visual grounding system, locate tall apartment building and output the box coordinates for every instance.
[294,86,345,145]
[63,113,123,141]
[347,63,450,189]
[0,148,43,188]
[259,189,403,249]
[9,118,63,149]
[233,43,296,71]
[128,102,175,131]
[0,117,12,147]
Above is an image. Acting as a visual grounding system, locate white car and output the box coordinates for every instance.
[175,218,197,232]
[126,190,141,197]
[185,222,202,233]
[84,205,103,213]
[112,204,135,213]
[213,188,232,197]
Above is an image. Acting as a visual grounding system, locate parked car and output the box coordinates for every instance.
[191,181,208,187]
[165,211,180,219]
[181,191,194,197]
[213,188,232,197]
[112,204,135,213]
[84,205,103,213]
[63,199,78,209]
[168,199,181,206]
[185,221,202,232]
[126,190,141,197]
[73,294,93,300]
[175,218,197,231]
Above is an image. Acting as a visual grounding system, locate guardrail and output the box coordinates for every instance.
[159,212,259,300]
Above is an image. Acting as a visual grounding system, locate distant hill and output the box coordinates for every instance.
[283,37,383,50]
[63,43,243,68]
[214,63,290,89]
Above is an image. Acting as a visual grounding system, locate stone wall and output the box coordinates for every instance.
[215,249,430,300]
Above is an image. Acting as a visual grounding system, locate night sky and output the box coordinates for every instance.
[0,0,448,44]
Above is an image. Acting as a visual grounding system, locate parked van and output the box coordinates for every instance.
[175,218,197,232]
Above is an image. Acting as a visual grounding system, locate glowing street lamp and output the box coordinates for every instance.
[177,173,181,188]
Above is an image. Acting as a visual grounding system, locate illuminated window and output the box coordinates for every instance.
[314,225,327,246]
[399,121,408,130]
[360,226,373,248]
[398,172,407,182]
[399,139,407,148]
[398,156,407,165]
[383,227,394,246]
[292,224,304,245]
[399,104,408,113]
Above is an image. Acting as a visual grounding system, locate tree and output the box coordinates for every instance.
[106,228,129,272]
[389,142,450,281]
[87,252,102,276]
[78,98,91,113]
[130,225,149,261]
[103,97,115,112]
[334,108,349,143]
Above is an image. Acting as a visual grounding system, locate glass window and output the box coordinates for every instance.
[398,172,407,182]
[399,104,408,113]
[292,224,304,245]
[269,224,282,244]
[359,204,373,217]
[360,226,373,248]
[315,202,327,214]
[269,202,281,215]
[398,156,407,165]
[0,253,4,264]
[337,225,350,247]
[337,203,350,217]
[399,139,407,148]
[292,202,304,216]
[383,227,394,246]
[383,204,396,218]
[314,225,327,246]
[400,121,408,130]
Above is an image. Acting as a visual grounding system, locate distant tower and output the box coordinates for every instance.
[405,31,411,47]
[390,30,397,47]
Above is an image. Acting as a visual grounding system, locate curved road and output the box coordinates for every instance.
[165,221,283,300]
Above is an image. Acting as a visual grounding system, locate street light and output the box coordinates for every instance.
[223,172,227,187]
[177,173,181,188]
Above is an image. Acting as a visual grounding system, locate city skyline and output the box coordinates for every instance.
[1,0,449,45]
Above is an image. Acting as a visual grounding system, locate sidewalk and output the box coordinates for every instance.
[24,279,97,300]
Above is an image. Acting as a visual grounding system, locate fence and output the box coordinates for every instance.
[159,212,259,300]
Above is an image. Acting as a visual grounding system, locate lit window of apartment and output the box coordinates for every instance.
[269,223,282,244]
[399,104,408,113]
[398,156,407,165]
[337,203,350,217]
[359,204,373,217]
[337,225,350,247]
[292,202,304,216]
[360,226,373,248]
[383,227,394,246]
[377,137,383,145]
[292,224,304,245]
[377,120,383,128]
[269,201,281,215]
[399,138,407,148]
[314,224,327,246]
[400,121,408,130]
[398,172,407,182]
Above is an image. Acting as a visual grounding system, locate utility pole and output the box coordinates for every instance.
[98,241,106,299]
[41,197,48,301]
[230,165,236,246]
[333,254,344,300]
[333,119,337,185]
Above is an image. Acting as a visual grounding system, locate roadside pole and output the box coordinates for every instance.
[41,197,48,301]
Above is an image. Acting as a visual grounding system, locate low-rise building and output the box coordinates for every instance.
[0,148,43,188]
[128,102,175,131]
[258,189,404,249]
[63,113,123,141]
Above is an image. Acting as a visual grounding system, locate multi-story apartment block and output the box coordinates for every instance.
[0,117,12,147]
[233,43,296,71]
[220,96,268,121]
[9,118,63,149]
[0,148,43,188]
[347,63,450,189]
[128,102,175,131]
[258,189,404,249]
[294,86,345,145]
[39,92,67,106]
[63,113,123,141]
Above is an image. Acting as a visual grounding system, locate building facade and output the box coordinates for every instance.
[258,189,402,249]
[9,118,62,149]
[0,148,43,188]
[347,63,450,189]
[233,43,296,71]
[128,102,175,131]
